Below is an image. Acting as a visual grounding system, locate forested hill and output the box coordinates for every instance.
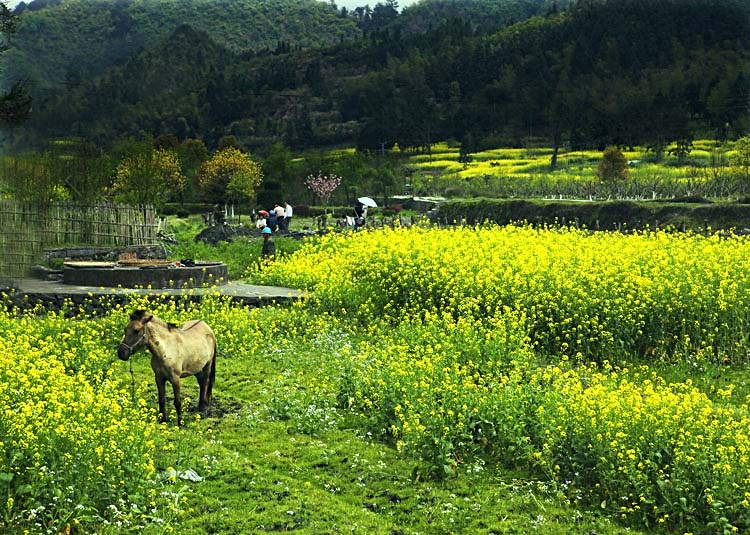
[3,0,360,91]
[12,0,750,152]
[4,0,561,95]
[395,0,570,35]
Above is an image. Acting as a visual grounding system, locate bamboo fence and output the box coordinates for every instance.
[0,200,158,279]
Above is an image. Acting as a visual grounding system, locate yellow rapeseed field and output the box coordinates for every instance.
[250,225,750,532]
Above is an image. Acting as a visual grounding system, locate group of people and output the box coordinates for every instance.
[255,202,293,233]
[256,201,293,260]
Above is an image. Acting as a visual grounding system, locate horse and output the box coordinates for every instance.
[118,309,217,426]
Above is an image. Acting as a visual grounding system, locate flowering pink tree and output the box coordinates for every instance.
[305,171,341,215]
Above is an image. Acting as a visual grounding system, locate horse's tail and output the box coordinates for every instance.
[210,336,217,388]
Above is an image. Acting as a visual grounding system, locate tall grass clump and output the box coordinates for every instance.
[333,317,750,532]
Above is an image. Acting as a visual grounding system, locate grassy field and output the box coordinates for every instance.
[0,296,643,535]
[2,222,750,534]
[407,139,736,181]
[404,139,745,200]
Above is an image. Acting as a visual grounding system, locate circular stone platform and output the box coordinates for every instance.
[63,261,228,289]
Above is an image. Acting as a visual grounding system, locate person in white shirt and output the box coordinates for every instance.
[283,201,293,231]
[273,203,285,231]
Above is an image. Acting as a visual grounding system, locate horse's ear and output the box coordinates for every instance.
[130,309,151,322]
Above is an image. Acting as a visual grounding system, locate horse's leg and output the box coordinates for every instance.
[171,378,183,427]
[196,368,209,413]
[155,374,168,423]
[207,348,216,404]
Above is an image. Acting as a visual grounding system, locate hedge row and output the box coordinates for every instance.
[433,198,750,231]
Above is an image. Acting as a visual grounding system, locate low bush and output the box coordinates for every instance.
[434,198,750,231]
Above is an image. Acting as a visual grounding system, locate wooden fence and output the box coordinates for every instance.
[0,200,158,280]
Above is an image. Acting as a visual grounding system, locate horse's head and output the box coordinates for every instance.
[118,309,153,361]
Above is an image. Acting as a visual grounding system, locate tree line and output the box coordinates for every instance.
[0,133,407,213]
[10,0,747,161]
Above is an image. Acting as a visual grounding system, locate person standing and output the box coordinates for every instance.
[261,226,275,260]
[266,209,278,231]
[353,200,367,230]
[273,203,285,232]
[283,201,293,231]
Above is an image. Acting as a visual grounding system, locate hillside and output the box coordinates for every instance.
[4,0,563,95]
[10,0,750,152]
[2,0,360,91]
[395,0,569,35]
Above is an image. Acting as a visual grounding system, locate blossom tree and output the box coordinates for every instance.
[305,171,341,216]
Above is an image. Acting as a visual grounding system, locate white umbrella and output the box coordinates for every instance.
[358,196,377,208]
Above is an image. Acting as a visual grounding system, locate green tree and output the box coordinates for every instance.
[154,133,180,150]
[178,138,210,171]
[198,147,263,205]
[177,138,209,201]
[47,139,112,203]
[369,0,399,32]
[1,139,112,203]
[0,151,64,203]
[217,135,243,151]
[111,149,185,207]
[597,146,629,182]
[373,157,399,204]
[331,150,371,204]
[261,142,295,191]
[668,138,694,165]
[459,132,476,168]
[0,2,31,126]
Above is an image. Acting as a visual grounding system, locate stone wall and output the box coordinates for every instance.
[44,244,168,263]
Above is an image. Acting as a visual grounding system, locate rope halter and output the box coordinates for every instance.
[119,330,146,353]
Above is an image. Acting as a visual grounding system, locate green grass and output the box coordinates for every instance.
[120,308,645,535]
[11,221,747,534]
[164,215,304,279]
[407,140,742,190]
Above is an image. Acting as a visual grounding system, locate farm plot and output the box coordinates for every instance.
[2,225,750,534]
[250,225,750,533]
[405,139,746,200]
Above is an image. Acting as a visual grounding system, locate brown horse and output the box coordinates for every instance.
[118,309,217,426]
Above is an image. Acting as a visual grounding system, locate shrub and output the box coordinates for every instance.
[597,146,629,182]
[293,204,311,217]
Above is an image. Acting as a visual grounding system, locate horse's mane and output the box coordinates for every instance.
[130,310,177,330]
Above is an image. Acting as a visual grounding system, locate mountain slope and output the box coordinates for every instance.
[3,0,359,90]
[396,0,569,35]
[16,0,750,152]
[31,23,235,141]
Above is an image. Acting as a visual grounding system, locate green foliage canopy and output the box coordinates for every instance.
[597,146,629,182]
[198,147,263,204]
[112,148,185,207]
